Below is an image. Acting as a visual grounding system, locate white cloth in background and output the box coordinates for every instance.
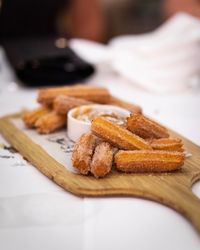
[0,47,16,88]
[70,13,200,93]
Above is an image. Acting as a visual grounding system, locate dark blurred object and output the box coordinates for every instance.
[0,0,68,37]
[1,37,95,86]
[15,49,95,86]
[0,0,99,86]
[0,0,105,42]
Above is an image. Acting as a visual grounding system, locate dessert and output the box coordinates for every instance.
[20,84,186,178]
[22,85,143,136]
[35,111,66,134]
[90,142,113,178]
[37,85,110,105]
[149,138,184,152]
[53,95,92,114]
[22,106,51,128]
[108,96,142,114]
[126,113,169,139]
[72,133,97,175]
[115,150,184,173]
[91,117,152,150]
[72,105,128,125]
[68,104,130,142]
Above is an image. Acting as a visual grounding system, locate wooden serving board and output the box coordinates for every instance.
[0,113,200,234]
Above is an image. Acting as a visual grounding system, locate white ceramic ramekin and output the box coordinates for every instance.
[67,104,130,142]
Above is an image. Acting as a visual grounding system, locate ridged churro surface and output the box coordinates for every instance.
[91,142,113,178]
[115,150,184,173]
[149,138,183,152]
[22,106,50,128]
[53,95,92,114]
[91,117,152,150]
[35,111,66,134]
[72,133,97,175]
[126,114,169,139]
[37,85,110,105]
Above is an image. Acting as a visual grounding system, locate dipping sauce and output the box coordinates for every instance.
[67,104,131,142]
[72,105,126,125]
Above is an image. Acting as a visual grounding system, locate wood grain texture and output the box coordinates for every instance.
[0,113,200,234]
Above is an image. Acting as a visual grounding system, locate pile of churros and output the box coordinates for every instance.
[72,114,185,178]
[22,84,185,179]
[22,85,141,134]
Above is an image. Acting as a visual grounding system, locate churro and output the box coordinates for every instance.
[115,150,184,173]
[22,106,51,128]
[35,111,66,134]
[53,95,92,114]
[126,114,169,139]
[37,85,110,105]
[108,96,142,114]
[149,138,184,152]
[91,117,152,150]
[72,133,97,175]
[91,142,113,178]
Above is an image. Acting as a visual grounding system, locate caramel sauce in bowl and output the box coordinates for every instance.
[67,104,131,142]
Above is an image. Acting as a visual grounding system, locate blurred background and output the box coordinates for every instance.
[1,0,200,43]
[0,0,200,88]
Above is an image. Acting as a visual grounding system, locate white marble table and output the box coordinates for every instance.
[0,67,200,250]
